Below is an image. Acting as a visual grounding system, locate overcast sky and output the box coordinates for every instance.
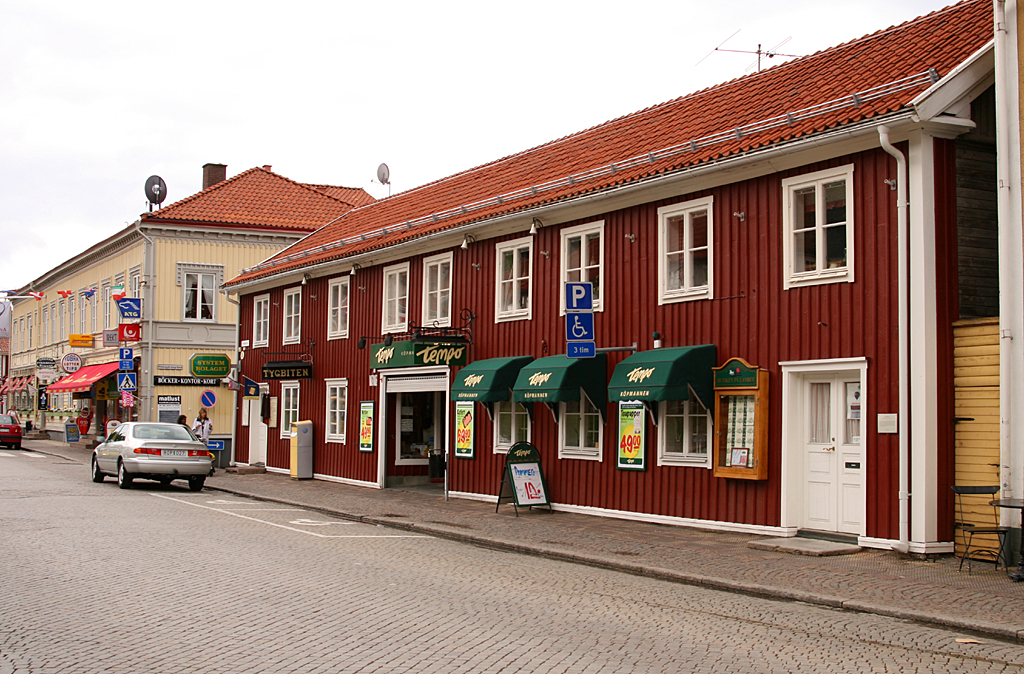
[0,0,959,290]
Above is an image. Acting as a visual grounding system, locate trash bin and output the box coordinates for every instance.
[429,448,446,482]
[290,420,313,479]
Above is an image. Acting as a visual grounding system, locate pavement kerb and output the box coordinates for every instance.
[204,485,1023,643]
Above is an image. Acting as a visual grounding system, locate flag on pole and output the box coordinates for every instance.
[110,285,126,301]
[27,292,44,300]
[82,288,97,300]
[57,290,73,298]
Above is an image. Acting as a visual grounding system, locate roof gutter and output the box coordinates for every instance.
[226,111,920,293]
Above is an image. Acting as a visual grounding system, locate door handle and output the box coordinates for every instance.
[825,446,835,452]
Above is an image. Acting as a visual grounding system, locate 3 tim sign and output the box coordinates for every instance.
[189,354,231,378]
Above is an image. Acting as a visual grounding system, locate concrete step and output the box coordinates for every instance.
[747,538,862,557]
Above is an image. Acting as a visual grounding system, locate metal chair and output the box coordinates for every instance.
[951,485,1010,573]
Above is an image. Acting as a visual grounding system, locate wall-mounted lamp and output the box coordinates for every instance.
[384,333,394,347]
[652,331,662,349]
[530,217,543,236]
[358,336,367,350]
[301,273,311,286]
[460,234,476,250]
[349,263,361,276]
[624,233,635,243]
[471,262,481,271]
[733,211,746,222]
[539,250,550,259]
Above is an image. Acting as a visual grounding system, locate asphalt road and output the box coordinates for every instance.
[2,449,1023,673]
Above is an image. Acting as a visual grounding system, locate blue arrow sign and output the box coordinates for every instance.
[564,282,593,312]
[567,342,596,358]
[565,312,595,341]
[117,372,137,391]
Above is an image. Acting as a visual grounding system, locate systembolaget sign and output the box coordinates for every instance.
[190,353,231,378]
[369,340,467,369]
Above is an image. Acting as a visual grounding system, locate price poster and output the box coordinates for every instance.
[617,400,646,471]
[454,401,474,458]
[358,401,374,452]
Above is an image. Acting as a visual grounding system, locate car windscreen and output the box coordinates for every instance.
[132,424,198,442]
[0,415,15,425]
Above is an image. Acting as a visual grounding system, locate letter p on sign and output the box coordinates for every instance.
[564,282,593,312]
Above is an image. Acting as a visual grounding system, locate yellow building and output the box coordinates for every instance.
[6,164,369,456]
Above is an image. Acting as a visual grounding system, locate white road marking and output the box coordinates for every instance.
[0,452,13,457]
[289,518,356,526]
[23,453,45,458]
[152,493,427,539]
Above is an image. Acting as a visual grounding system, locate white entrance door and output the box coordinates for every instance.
[248,386,269,465]
[803,376,864,534]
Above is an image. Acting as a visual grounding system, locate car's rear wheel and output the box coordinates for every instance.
[188,476,205,492]
[117,461,133,489]
[91,457,105,483]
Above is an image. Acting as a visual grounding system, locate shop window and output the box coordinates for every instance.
[422,252,452,328]
[253,294,270,348]
[658,196,713,304]
[658,396,712,467]
[325,379,348,443]
[328,277,350,339]
[283,287,301,345]
[280,382,300,439]
[382,262,409,334]
[494,400,530,453]
[495,237,532,322]
[560,221,604,313]
[559,391,602,460]
[782,165,855,289]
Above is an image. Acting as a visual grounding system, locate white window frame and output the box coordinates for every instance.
[58,300,65,340]
[253,294,270,348]
[280,381,300,439]
[558,390,603,461]
[89,285,97,333]
[130,268,141,298]
[657,392,712,468]
[50,301,56,343]
[560,221,605,314]
[658,196,714,304]
[41,307,48,345]
[101,281,112,329]
[182,272,216,321]
[782,164,855,290]
[381,262,410,334]
[421,252,453,328]
[327,277,350,340]
[282,287,302,345]
[68,297,75,338]
[495,236,533,322]
[325,378,349,443]
[493,399,531,453]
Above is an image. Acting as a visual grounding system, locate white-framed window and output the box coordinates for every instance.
[782,164,855,289]
[253,294,270,348]
[658,395,712,467]
[282,287,301,345]
[130,268,141,298]
[101,281,111,329]
[68,297,75,337]
[559,391,602,460]
[89,286,97,333]
[494,400,530,453]
[382,262,409,334]
[183,272,215,321]
[327,278,350,340]
[325,378,349,443]
[495,237,532,322]
[41,307,48,345]
[58,300,65,340]
[28,313,33,348]
[658,196,713,304]
[280,381,300,439]
[421,252,453,328]
[560,221,605,313]
[49,301,56,343]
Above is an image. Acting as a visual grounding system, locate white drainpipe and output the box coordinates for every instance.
[878,125,910,554]
[223,289,241,467]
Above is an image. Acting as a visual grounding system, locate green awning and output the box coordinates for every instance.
[607,345,716,410]
[450,356,534,402]
[512,353,608,414]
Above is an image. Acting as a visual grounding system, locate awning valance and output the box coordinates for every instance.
[46,362,119,394]
[512,353,607,415]
[607,345,716,410]
[451,356,534,402]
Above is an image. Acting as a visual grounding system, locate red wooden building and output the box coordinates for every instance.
[223,0,1003,553]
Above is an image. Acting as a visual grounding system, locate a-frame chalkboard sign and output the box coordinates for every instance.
[495,442,551,516]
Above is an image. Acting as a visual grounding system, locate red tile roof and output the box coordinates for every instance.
[307,185,377,208]
[144,167,356,232]
[226,0,991,287]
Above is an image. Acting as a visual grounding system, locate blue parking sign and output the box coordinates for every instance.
[564,282,593,312]
[120,348,133,360]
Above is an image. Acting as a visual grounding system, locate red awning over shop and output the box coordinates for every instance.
[11,377,28,392]
[0,380,9,394]
[46,362,119,394]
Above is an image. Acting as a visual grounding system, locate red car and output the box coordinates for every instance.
[0,414,22,450]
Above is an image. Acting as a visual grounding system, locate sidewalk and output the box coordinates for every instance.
[27,438,1024,641]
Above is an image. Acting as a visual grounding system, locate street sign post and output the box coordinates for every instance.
[564,282,596,358]
[117,372,137,392]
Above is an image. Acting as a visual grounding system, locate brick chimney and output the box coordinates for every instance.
[202,163,227,190]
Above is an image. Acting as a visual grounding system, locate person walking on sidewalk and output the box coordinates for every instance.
[192,408,213,443]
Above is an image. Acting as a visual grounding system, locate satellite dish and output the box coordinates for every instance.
[145,175,167,205]
[376,163,390,185]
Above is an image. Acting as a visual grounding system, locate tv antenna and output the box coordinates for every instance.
[697,31,799,72]
[144,175,167,212]
[375,163,391,197]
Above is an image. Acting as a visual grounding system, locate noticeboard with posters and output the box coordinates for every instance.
[454,401,474,458]
[712,358,769,481]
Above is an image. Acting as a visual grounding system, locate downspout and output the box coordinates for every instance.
[135,223,156,423]
[879,125,911,554]
[223,289,241,468]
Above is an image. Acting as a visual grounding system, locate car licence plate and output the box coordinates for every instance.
[163,449,187,457]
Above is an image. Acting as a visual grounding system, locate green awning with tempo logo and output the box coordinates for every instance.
[512,353,608,415]
[450,356,534,403]
[607,345,716,410]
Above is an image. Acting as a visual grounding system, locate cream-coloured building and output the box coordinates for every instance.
[5,163,370,455]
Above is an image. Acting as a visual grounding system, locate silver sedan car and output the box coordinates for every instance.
[91,422,214,491]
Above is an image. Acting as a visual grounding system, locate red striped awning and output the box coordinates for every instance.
[10,377,28,392]
[46,362,119,394]
[0,380,9,395]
